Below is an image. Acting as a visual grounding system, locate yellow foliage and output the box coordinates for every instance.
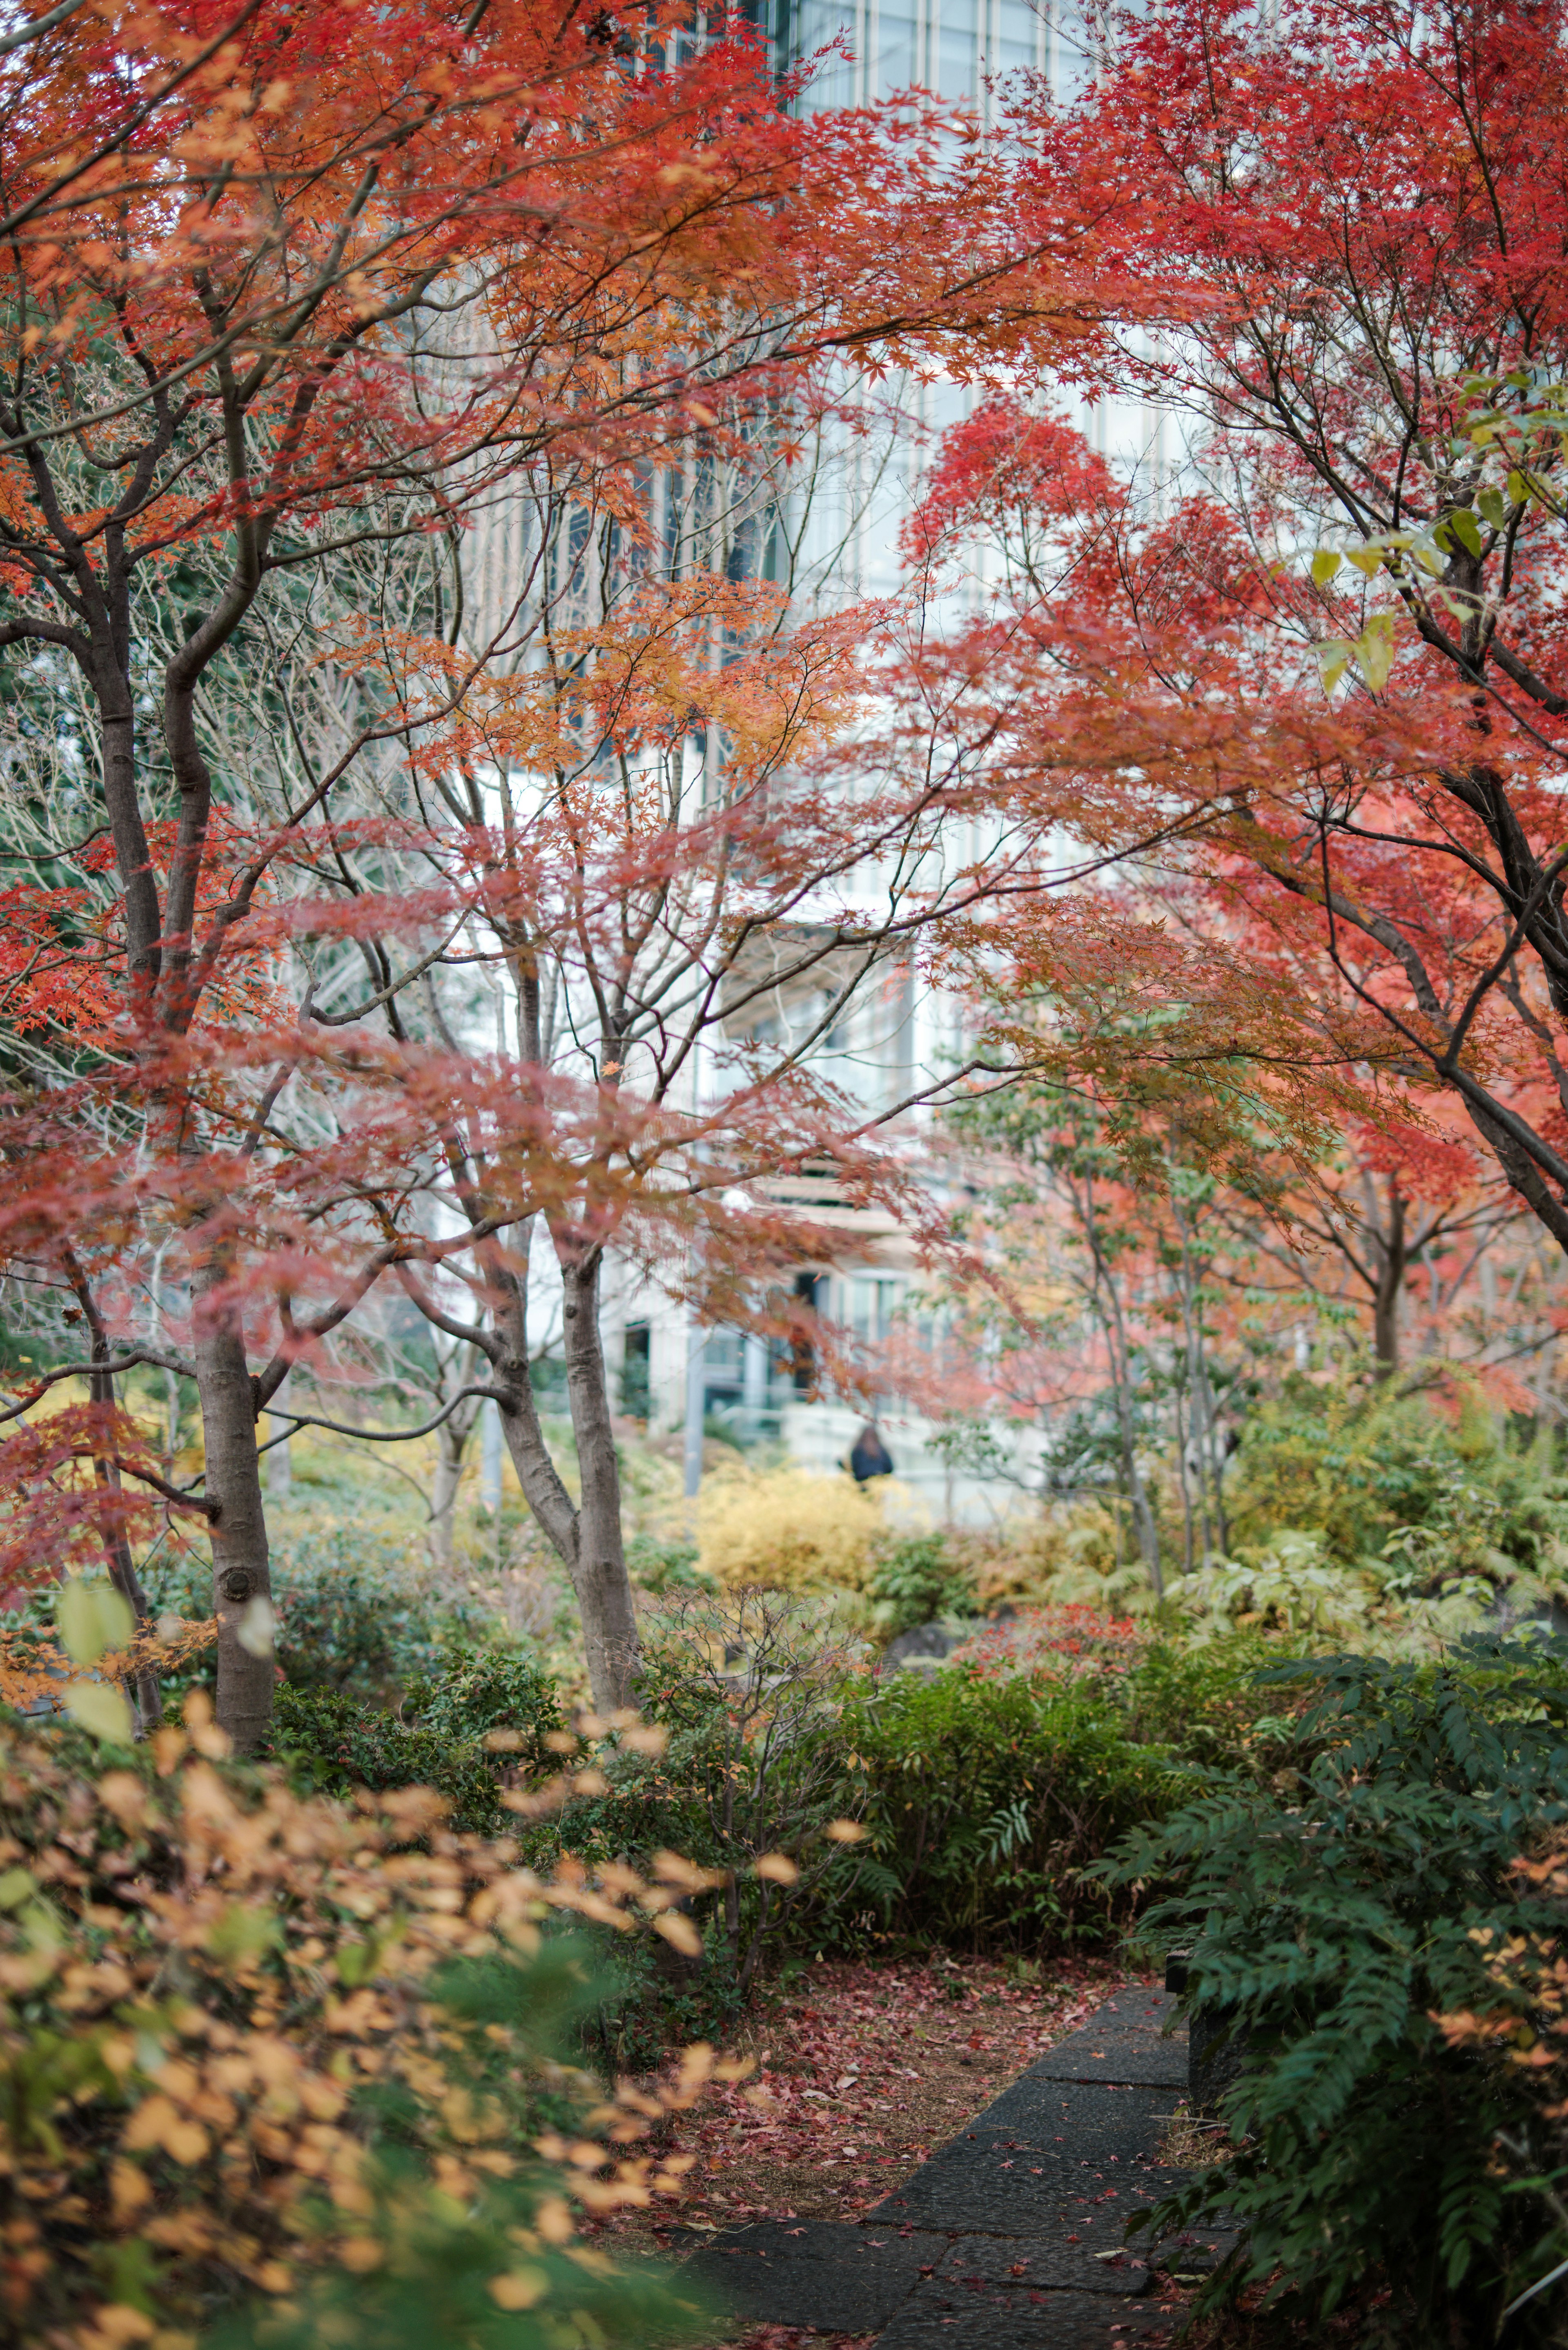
[950,1507,1158,1618]
[0,1691,719,2344]
[696,1462,886,1591]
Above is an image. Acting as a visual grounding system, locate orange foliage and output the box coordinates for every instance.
[911,0,1568,1271]
[0,1690,731,2344]
[0,1612,214,1715]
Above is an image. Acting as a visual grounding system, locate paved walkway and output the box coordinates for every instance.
[680,1987,1224,2346]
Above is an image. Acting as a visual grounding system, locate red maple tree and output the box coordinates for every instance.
[981,0,1568,1257]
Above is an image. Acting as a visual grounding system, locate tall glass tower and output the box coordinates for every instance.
[777,0,1053,111]
[745,0,1163,606]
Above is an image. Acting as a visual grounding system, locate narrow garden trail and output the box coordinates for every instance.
[597,1956,1212,2348]
[657,1955,1127,2231]
[683,1975,1209,2350]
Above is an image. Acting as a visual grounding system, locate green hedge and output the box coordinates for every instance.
[520,1632,1199,1961]
[273,1647,562,1834]
[819,1666,1194,1948]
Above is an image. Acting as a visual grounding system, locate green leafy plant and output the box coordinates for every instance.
[625,1534,708,1593]
[154,1526,498,1700]
[1115,1628,1298,1771]
[1101,1643,1568,2341]
[271,1683,517,1833]
[1224,1374,1568,1596]
[403,1645,564,1762]
[862,1532,976,1636]
[822,1663,1192,1949]
[272,1650,562,1834]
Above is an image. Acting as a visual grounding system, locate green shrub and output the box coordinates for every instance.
[1224,1373,1568,1592]
[519,1592,871,2061]
[822,1664,1193,1949]
[1102,1642,1568,2343]
[274,1644,563,1834]
[272,1684,512,1833]
[523,1599,1197,1986]
[404,1644,564,1761]
[153,1525,497,1699]
[625,1532,708,1591]
[862,1532,975,1636]
[1116,1628,1301,1770]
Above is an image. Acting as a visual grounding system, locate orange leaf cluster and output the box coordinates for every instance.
[0,1692,730,2344]
[0,1611,213,1715]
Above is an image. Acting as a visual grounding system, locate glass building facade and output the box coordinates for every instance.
[740,0,1164,604]
[779,0,1052,111]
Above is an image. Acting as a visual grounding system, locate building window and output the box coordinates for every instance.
[621,1324,650,1420]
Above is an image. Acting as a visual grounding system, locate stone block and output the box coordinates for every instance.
[876,2281,1172,2349]
[677,2218,947,2332]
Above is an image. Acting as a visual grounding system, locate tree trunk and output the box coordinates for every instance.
[1083,1180,1163,1600]
[1173,1385,1196,1574]
[1370,1188,1407,1378]
[1167,1179,1229,1560]
[481,1247,636,1708]
[429,1407,473,1567]
[559,1247,638,1711]
[1119,1407,1163,1600]
[189,1254,274,1752]
[63,1249,162,1730]
[487,1246,581,1562]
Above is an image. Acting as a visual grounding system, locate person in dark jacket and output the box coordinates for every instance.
[849,1421,894,1482]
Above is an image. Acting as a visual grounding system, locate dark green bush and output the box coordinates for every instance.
[522,1604,1196,1993]
[404,1645,564,1763]
[272,1685,510,1833]
[862,1532,975,1636]
[822,1664,1192,1949]
[1117,1630,1302,1771]
[274,1643,562,1834]
[1102,1642,1568,2344]
[154,1525,496,1699]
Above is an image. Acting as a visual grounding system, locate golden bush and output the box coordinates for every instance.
[0,1694,723,2349]
[696,1461,886,1591]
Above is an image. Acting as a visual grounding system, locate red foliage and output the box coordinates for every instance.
[885,0,1568,1296]
[0,0,1106,1734]
[950,1606,1143,1682]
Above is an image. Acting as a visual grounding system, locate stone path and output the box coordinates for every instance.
[679,1987,1229,2346]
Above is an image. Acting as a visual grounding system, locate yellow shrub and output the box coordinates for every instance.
[0,1693,716,2348]
[697,1463,886,1591]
